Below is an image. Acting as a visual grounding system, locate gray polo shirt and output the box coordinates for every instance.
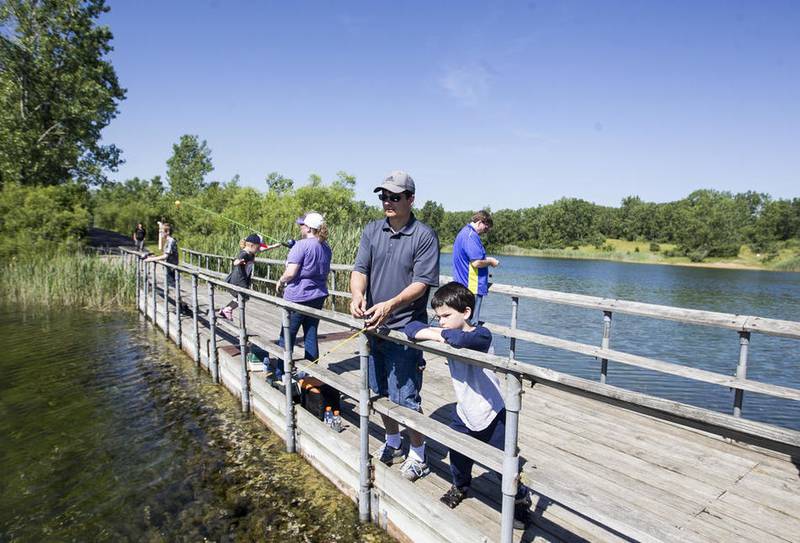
[353,214,440,329]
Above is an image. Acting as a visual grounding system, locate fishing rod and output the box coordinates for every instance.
[174,199,294,249]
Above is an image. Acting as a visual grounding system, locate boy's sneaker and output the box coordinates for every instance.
[513,485,533,529]
[440,485,468,509]
[375,442,404,466]
[399,456,430,481]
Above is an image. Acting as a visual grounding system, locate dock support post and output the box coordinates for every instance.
[164,265,170,338]
[500,372,522,543]
[733,331,751,417]
[135,255,140,310]
[191,274,200,365]
[600,311,613,384]
[143,261,149,318]
[174,269,182,348]
[509,296,519,360]
[207,282,220,383]
[238,294,251,414]
[358,333,371,523]
[281,307,296,453]
[151,262,158,327]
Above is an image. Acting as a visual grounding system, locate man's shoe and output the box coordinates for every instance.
[440,485,468,508]
[399,456,430,481]
[375,442,404,466]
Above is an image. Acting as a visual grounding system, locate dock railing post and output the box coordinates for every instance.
[509,296,519,360]
[600,311,613,384]
[500,372,522,543]
[358,333,371,523]
[733,331,751,417]
[143,260,149,319]
[238,293,251,413]
[174,268,182,348]
[281,307,296,453]
[151,262,158,327]
[134,255,140,310]
[134,254,140,309]
[164,265,170,338]
[207,282,220,383]
[191,274,200,365]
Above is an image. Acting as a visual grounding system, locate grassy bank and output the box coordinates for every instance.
[461,238,800,272]
[0,253,136,310]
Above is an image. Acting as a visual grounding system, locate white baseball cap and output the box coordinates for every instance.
[296,212,324,229]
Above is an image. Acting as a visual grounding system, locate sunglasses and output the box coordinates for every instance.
[378,192,405,202]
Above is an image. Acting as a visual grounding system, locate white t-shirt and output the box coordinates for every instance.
[441,327,505,431]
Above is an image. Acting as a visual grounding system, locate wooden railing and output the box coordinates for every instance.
[180,247,800,423]
[120,247,800,543]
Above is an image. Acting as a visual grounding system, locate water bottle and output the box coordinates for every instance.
[331,410,343,433]
[324,406,333,426]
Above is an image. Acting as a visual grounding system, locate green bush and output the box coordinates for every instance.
[0,183,90,258]
[649,242,660,252]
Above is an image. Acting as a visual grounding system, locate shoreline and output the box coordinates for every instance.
[441,246,799,273]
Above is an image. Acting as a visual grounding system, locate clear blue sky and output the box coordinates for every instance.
[100,0,799,211]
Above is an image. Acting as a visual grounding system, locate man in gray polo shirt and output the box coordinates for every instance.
[350,170,440,481]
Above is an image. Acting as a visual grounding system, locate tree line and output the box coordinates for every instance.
[420,191,800,262]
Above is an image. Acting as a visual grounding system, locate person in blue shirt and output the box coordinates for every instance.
[404,281,531,527]
[451,210,499,325]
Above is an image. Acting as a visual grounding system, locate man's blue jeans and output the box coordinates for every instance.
[278,296,327,361]
[469,294,484,325]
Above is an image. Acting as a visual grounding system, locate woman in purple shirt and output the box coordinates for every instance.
[276,212,332,362]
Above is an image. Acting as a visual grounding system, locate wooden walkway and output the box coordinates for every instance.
[131,255,800,543]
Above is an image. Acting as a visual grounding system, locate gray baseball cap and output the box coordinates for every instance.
[373,170,415,194]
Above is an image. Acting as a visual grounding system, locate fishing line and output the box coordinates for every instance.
[294,326,368,375]
[174,199,284,244]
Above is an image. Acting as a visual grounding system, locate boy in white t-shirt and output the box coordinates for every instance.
[404,281,531,526]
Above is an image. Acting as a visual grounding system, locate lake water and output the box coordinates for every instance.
[441,255,800,431]
[0,307,391,542]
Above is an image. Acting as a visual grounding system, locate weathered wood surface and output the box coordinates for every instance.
[143,271,800,543]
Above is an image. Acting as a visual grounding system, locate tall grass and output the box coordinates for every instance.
[772,255,800,272]
[0,253,136,310]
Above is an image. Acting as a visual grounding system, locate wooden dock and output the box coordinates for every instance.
[121,248,800,543]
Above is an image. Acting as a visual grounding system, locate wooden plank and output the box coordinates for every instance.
[679,509,792,543]
[709,490,800,540]
[727,465,800,519]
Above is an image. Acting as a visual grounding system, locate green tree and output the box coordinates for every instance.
[0,0,126,186]
[0,182,90,257]
[536,198,598,248]
[418,200,444,232]
[265,171,294,194]
[674,190,748,260]
[333,170,356,189]
[166,135,213,197]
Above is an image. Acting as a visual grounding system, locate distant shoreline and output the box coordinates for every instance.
[440,241,800,273]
